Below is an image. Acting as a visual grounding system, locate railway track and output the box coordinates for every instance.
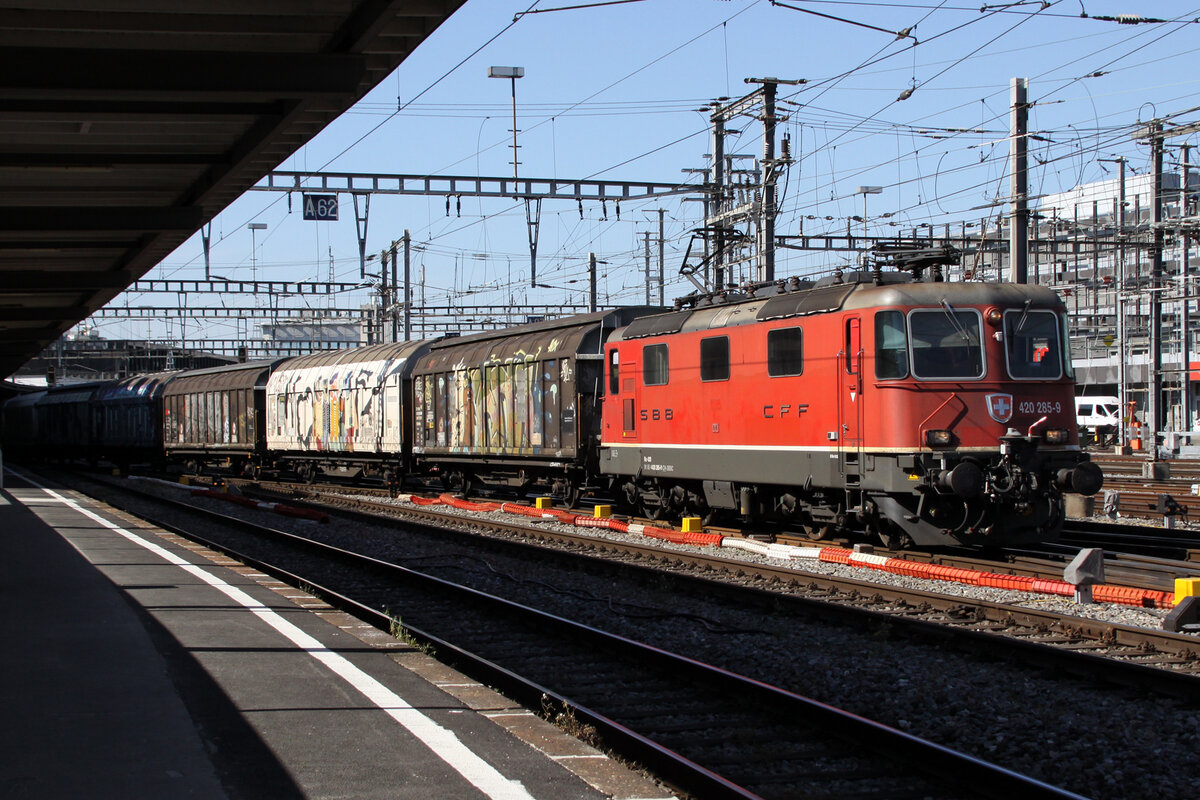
[39,468,1087,800]
[229,479,1200,683]
[246,476,1200,603]
[1082,451,1200,523]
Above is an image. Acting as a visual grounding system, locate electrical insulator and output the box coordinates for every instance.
[781,136,791,160]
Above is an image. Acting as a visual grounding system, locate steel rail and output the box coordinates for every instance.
[61,472,1084,800]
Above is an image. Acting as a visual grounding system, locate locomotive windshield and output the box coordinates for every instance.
[1003,308,1063,379]
[908,307,985,379]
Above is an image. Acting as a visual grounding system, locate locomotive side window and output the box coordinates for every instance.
[845,318,861,375]
[608,349,619,395]
[1003,309,1063,379]
[643,343,669,386]
[767,327,803,377]
[908,308,985,379]
[874,311,908,379]
[700,336,730,382]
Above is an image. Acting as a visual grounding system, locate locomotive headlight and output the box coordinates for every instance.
[1044,428,1070,444]
[926,429,954,447]
[985,308,1003,326]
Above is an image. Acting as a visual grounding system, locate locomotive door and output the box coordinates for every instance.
[617,349,639,441]
[838,316,865,464]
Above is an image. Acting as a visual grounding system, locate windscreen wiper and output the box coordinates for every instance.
[939,299,974,344]
[1015,298,1032,332]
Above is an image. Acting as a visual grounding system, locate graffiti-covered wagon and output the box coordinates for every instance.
[410,309,659,501]
[264,341,431,483]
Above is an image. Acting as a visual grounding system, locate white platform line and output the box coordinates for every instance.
[14,470,535,800]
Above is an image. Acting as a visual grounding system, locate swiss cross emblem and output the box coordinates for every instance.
[986,393,1013,423]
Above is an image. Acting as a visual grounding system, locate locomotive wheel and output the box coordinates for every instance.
[807,524,832,541]
[640,496,666,521]
[620,482,641,514]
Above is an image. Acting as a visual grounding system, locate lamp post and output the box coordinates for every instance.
[488,66,524,181]
[855,186,882,242]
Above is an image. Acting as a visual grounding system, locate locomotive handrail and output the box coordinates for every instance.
[917,392,960,447]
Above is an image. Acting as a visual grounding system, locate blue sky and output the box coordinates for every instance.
[100,0,1200,342]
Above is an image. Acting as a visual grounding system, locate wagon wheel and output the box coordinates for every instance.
[546,475,581,508]
[439,470,472,497]
[302,463,318,484]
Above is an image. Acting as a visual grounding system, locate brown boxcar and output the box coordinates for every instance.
[163,360,282,473]
[410,308,660,500]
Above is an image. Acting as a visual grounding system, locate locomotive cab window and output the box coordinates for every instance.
[700,336,730,382]
[608,349,619,394]
[643,343,669,386]
[908,307,985,380]
[1004,308,1063,379]
[767,327,803,377]
[874,311,908,379]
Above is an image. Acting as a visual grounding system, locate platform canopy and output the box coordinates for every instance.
[0,0,467,379]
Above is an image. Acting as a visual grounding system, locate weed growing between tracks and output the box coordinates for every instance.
[386,611,436,656]
[540,696,600,747]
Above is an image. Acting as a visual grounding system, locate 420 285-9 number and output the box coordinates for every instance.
[1017,400,1062,415]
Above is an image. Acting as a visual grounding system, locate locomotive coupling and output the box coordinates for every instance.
[1054,461,1104,496]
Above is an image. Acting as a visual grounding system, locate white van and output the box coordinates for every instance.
[1075,395,1121,441]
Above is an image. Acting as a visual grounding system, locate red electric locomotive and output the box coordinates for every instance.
[599,270,1103,548]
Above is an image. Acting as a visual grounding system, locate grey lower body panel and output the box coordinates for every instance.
[601,444,841,487]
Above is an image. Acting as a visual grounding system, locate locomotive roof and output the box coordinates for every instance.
[842,279,1066,312]
[614,274,1065,339]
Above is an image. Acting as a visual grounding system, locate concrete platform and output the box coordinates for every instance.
[0,468,675,800]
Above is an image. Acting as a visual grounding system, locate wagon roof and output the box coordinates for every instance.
[164,359,285,395]
[271,341,431,373]
[416,307,663,370]
[95,371,179,402]
[38,381,110,404]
